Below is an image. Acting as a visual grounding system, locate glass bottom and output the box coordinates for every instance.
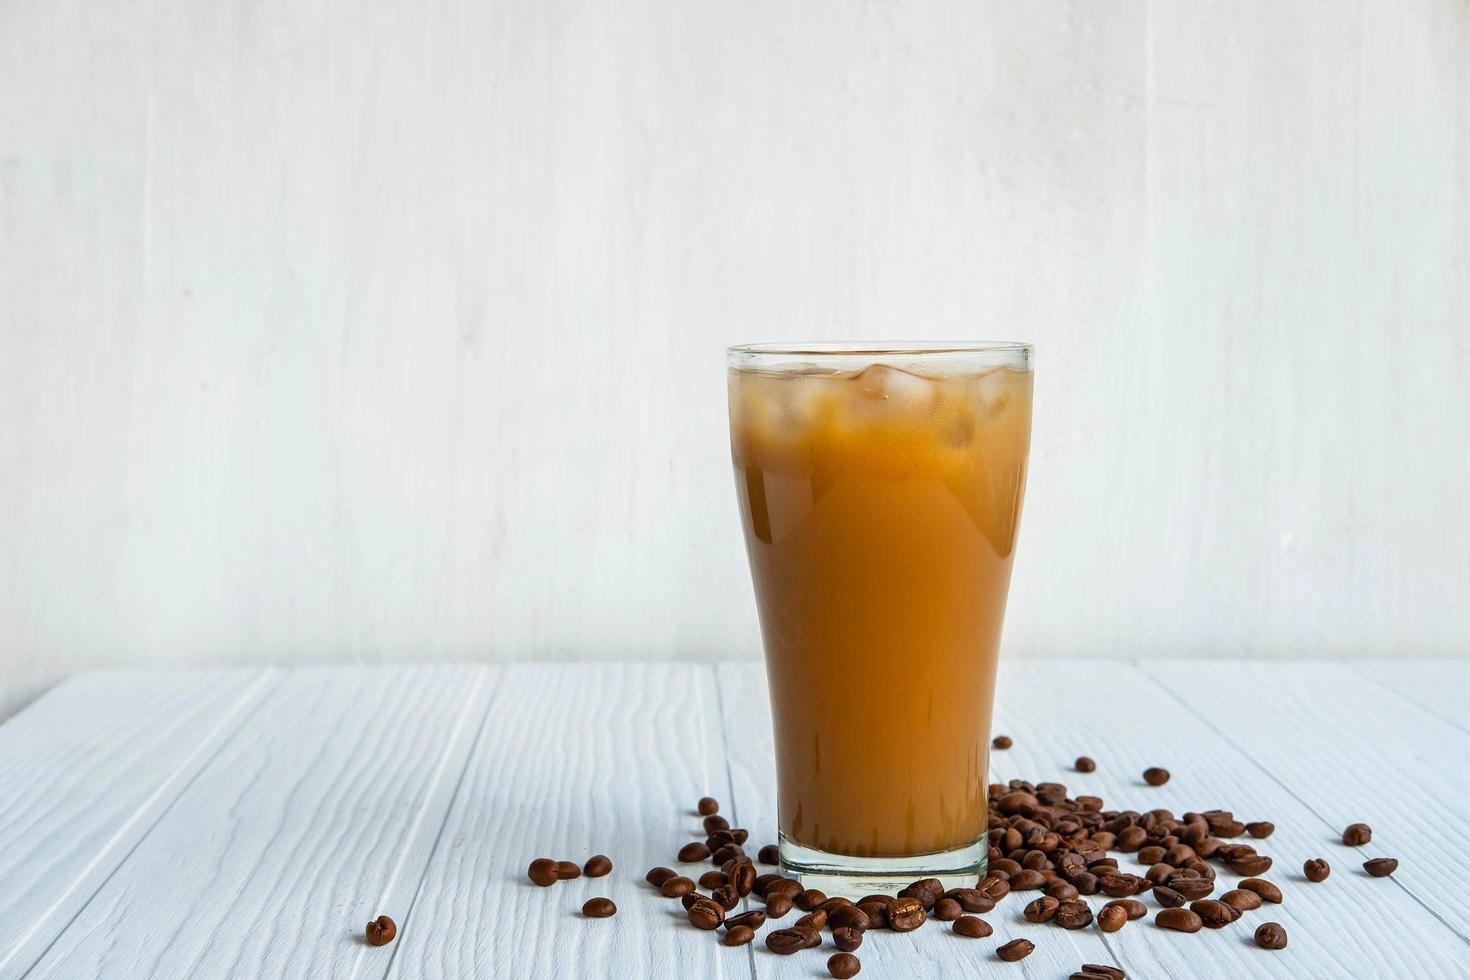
[778,832,988,899]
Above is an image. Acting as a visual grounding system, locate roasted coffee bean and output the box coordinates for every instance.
[706,829,737,849]
[731,862,757,896]
[991,858,1023,876]
[1145,863,1174,885]
[584,854,612,878]
[1144,767,1171,786]
[992,734,1013,750]
[1010,869,1046,891]
[698,870,726,890]
[711,844,744,865]
[1245,821,1274,838]
[765,928,809,955]
[1240,878,1282,903]
[764,892,793,917]
[1118,826,1148,852]
[1153,885,1185,908]
[997,938,1036,962]
[954,890,995,914]
[1343,823,1372,846]
[1077,967,1126,980]
[660,875,695,898]
[833,926,864,952]
[1170,877,1214,900]
[724,910,766,931]
[582,897,617,918]
[801,925,824,948]
[828,952,862,979]
[1055,899,1094,930]
[898,886,937,910]
[1098,904,1128,933]
[1156,908,1202,933]
[1137,845,1166,865]
[1364,857,1398,877]
[1047,879,1080,901]
[796,888,827,911]
[888,897,926,932]
[1303,858,1331,882]
[910,877,945,896]
[678,842,711,863]
[702,814,729,833]
[1104,898,1148,921]
[979,876,1011,900]
[723,925,754,946]
[1070,872,1100,896]
[1099,873,1144,897]
[713,886,740,910]
[731,828,749,845]
[365,915,397,946]
[528,859,559,887]
[795,910,827,931]
[1229,854,1273,876]
[953,915,992,938]
[767,878,803,899]
[758,844,779,865]
[1255,921,1288,949]
[1191,899,1234,929]
[698,797,720,816]
[1023,896,1059,923]
[829,905,871,931]
[1076,795,1104,811]
[646,866,676,887]
[932,898,962,922]
[818,898,853,913]
[681,892,705,910]
[1220,888,1263,911]
[753,873,780,897]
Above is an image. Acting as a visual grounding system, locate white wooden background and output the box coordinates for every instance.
[2,0,1468,719]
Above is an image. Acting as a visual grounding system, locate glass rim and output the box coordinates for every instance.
[727,340,1032,357]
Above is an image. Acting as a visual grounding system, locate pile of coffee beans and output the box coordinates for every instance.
[514,778,1399,975]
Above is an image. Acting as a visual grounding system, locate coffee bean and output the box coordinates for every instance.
[584,854,612,878]
[888,897,926,932]
[978,876,1010,900]
[731,829,749,845]
[795,910,827,931]
[829,906,870,931]
[732,862,757,896]
[1074,967,1126,980]
[582,897,617,918]
[1047,879,1080,901]
[723,925,754,946]
[1098,904,1127,933]
[828,952,862,979]
[1075,756,1097,772]
[681,892,704,910]
[1364,857,1398,877]
[1145,862,1174,885]
[1246,821,1275,838]
[767,878,803,899]
[1156,908,1202,933]
[660,875,695,898]
[764,892,793,918]
[924,897,957,922]
[1190,899,1234,929]
[953,915,992,938]
[1023,896,1058,923]
[677,842,710,863]
[1099,872,1145,897]
[725,910,766,931]
[1153,885,1185,908]
[1104,898,1148,921]
[1254,921,1288,949]
[1137,845,1166,865]
[698,870,726,890]
[833,926,864,952]
[1303,858,1330,882]
[758,844,779,865]
[948,889,994,914]
[1343,823,1372,846]
[765,928,808,955]
[646,866,676,887]
[1010,869,1046,891]
[555,860,581,880]
[997,938,1035,962]
[1144,767,1171,786]
[688,897,725,929]
[1229,854,1273,876]
[528,858,559,887]
[365,914,396,946]
[796,888,827,912]
[1220,888,1263,911]
[714,885,741,910]
[698,797,720,816]
[753,873,781,897]
[1118,826,1148,852]
[992,734,1013,750]
[1172,877,1215,900]
[1239,877,1282,903]
[706,829,736,849]
[1055,899,1094,930]
[702,814,729,833]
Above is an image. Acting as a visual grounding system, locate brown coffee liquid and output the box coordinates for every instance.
[730,362,1031,858]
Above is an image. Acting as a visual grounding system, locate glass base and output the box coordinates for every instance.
[778,833,988,899]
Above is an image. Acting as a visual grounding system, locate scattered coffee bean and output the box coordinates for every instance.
[1153,885,1185,908]
[714,885,741,910]
[677,842,711,863]
[1229,854,1273,876]
[796,889,827,912]
[731,862,757,897]
[1055,899,1094,930]
[1220,888,1263,911]
[1023,896,1059,923]
[997,938,1035,962]
[1156,907,1203,933]
[731,829,749,845]
[528,858,559,887]
[1143,767,1170,786]
[1239,878,1282,903]
[723,925,754,946]
[888,897,926,932]
[555,860,581,880]
[1364,857,1398,877]
[583,897,617,918]
[697,797,720,816]
[365,915,396,946]
[646,866,676,887]
[698,870,726,890]
[1076,967,1126,980]
[1105,898,1148,920]
[795,910,827,931]
[1246,821,1275,838]
[954,915,992,938]
[688,897,725,930]
[766,878,802,900]
[681,891,704,910]
[702,814,729,833]
[1191,899,1234,929]
[828,952,862,979]
[725,910,766,931]
[1009,869,1047,890]
[1046,879,1080,901]
[1343,823,1372,846]
[933,897,963,921]
[1075,756,1097,772]
[978,876,1010,900]
[765,928,808,955]
[992,734,1013,749]
[819,897,854,914]
[764,892,793,918]
[758,844,779,865]
[833,926,864,952]
[660,875,695,898]
[584,854,612,878]
[1254,921,1288,950]
[1171,877,1215,901]
[1303,858,1330,882]
[829,905,870,931]
[1098,904,1128,933]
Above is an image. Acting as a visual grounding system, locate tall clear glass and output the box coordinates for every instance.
[727,342,1033,895]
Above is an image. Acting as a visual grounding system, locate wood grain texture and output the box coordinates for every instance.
[0,669,272,979]
[23,666,493,980]
[1,0,1466,720]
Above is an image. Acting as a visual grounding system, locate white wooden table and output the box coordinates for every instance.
[1,662,1466,979]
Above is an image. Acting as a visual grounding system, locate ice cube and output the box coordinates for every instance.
[969,369,1013,418]
[852,364,938,406]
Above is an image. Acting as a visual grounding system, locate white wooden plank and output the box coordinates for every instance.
[1143,660,1470,949]
[24,665,494,980]
[1351,661,1470,736]
[384,664,740,980]
[721,661,1468,978]
[0,668,273,980]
